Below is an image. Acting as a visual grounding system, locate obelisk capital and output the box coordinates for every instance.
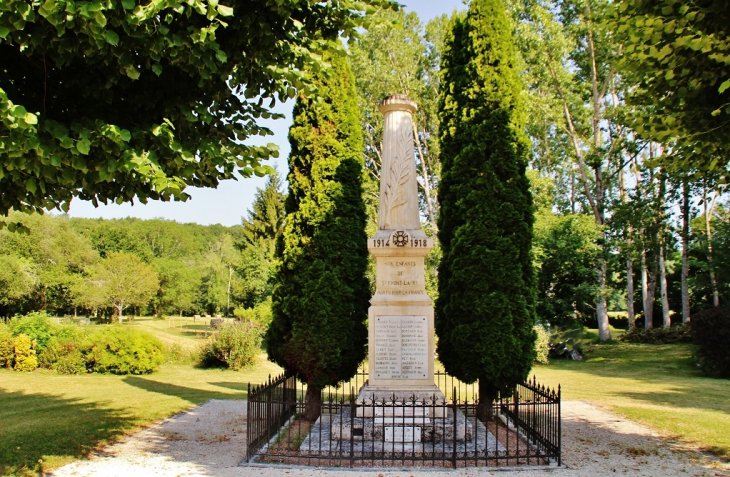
[379,94,418,115]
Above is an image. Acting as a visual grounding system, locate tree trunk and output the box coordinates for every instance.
[659,245,671,328]
[704,186,719,307]
[596,256,611,341]
[641,251,653,330]
[412,121,437,230]
[620,168,635,331]
[658,169,670,328]
[627,256,636,331]
[477,379,495,422]
[681,179,691,323]
[647,271,657,330]
[304,382,322,421]
[118,302,124,324]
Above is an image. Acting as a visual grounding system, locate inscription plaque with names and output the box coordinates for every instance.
[374,315,428,380]
[384,426,422,443]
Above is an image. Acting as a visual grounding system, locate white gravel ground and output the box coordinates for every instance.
[48,399,729,477]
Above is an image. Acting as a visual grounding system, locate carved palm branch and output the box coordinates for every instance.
[382,125,412,229]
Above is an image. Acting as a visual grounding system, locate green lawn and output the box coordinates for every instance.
[534,342,730,459]
[2,321,729,476]
[126,315,234,349]
[0,359,282,476]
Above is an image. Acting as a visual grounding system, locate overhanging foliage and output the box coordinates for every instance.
[0,0,396,218]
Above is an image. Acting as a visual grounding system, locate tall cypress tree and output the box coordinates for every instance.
[435,0,536,420]
[266,53,369,420]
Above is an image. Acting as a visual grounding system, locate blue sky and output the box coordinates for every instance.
[66,1,467,226]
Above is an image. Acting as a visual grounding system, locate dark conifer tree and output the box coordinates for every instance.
[240,173,286,251]
[266,53,369,420]
[435,0,536,420]
[235,173,286,308]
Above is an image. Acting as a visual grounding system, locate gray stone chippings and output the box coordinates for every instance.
[300,409,504,457]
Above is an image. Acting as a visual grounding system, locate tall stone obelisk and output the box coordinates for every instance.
[361,94,442,400]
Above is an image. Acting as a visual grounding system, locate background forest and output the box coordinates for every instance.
[2,2,730,337]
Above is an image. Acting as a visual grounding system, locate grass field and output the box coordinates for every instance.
[126,315,233,350]
[0,316,281,476]
[535,342,730,459]
[0,359,282,476]
[1,318,729,476]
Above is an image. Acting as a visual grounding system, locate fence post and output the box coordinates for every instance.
[350,391,356,467]
[246,382,251,463]
[558,384,562,466]
[452,387,457,468]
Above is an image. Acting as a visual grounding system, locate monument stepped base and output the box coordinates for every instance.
[330,406,474,442]
[301,411,504,456]
[354,384,447,418]
[322,384,470,444]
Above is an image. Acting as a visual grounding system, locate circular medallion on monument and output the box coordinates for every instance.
[392,230,409,247]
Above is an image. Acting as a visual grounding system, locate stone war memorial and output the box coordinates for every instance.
[246,95,561,467]
[304,94,490,453]
[363,94,439,402]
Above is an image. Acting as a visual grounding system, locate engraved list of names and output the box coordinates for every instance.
[374,315,428,379]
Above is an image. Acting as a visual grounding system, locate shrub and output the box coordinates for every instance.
[8,311,56,353]
[83,326,164,375]
[619,324,693,344]
[13,334,38,372]
[234,298,273,326]
[692,307,730,378]
[39,336,87,374]
[199,321,263,370]
[534,326,550,364]
[0,324,13,368]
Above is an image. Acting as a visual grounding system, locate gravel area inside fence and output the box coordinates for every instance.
[48,399,729,477]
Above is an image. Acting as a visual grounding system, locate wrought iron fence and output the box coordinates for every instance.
[246,370,560,468]
[246,372,298,459]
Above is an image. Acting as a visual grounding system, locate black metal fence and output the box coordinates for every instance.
[246,370,560,468]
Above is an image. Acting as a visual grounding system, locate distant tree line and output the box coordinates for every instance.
[0,189,285,320]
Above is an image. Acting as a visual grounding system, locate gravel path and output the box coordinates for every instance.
[49,399,729,477]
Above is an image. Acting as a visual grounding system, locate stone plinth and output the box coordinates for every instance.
[330,406,474,443]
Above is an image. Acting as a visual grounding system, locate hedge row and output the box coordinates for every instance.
[0,313,164,374]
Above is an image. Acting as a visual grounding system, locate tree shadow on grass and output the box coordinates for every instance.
[613,387,730,416]
[122,376,246,404]
[544,344,730,416]
[0,388,136,477]
[209,381,250,394]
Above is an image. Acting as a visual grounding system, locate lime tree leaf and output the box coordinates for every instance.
[25,178,37,194]
[217,4,233,16]
[124,64,140,80]
[77,139,91,155]
[719,79,730,94]
[104,30,119,45]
